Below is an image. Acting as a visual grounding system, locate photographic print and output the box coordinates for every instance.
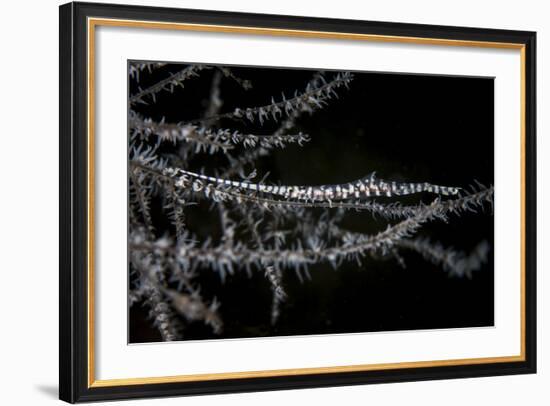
[127,61,495,343]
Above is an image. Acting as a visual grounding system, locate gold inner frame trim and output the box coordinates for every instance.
[87,17,527,388]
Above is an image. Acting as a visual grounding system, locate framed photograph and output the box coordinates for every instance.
[59,1,536,403]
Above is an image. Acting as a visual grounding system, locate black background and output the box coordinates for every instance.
[129,63,494,343]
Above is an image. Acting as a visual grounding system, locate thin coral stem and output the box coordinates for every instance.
[192,72,353,125]
[130,65,209,105]
[130,111,310,151]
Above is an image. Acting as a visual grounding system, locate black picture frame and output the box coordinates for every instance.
[59,1,537,403]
